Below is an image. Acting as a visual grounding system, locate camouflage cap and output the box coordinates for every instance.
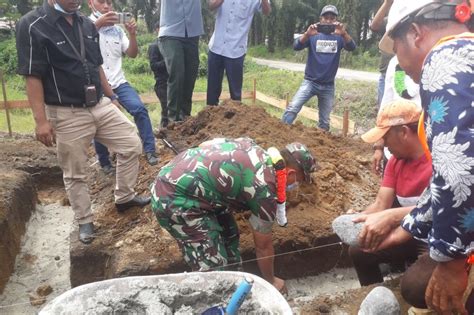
[285,143,318,183]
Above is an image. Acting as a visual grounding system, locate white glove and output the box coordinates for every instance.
[276,202,288,227]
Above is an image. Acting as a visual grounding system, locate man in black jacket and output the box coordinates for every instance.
[148,22,169,129]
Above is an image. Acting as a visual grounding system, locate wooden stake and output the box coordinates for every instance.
[1,70,12,137]
[342,108,349,137]
[253,78,256,106]
[285,93,289,108]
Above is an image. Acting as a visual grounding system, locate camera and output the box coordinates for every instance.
[117,12,132,24]
[317,24,336,35]
[84,85,98,107]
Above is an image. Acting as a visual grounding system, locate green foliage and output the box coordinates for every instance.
[0,37,17,75]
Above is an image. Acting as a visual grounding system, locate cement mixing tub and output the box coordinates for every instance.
[39,271,292,314]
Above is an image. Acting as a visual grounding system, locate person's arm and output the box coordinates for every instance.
[208,0,224,11]
[26,76,55,147]
[261,0,271,16]
[148,43,167,73]
[372,139,385,175]
[363,186,395,214]
[354,206,414,251]
[251,228,286,292]
[93,11,118,30]
[425,259,469,315]
[99,66,120,106]
[370,0,393,33]
[294,24,317,49]
[124,20,138,58]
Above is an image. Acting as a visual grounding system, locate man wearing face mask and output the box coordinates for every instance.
[88,0,158,168]
[16,0,150,244]
[150,137,317,293]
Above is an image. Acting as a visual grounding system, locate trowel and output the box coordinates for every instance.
[202,277,254,315]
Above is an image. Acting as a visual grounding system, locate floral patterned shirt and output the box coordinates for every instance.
[401,34,474,262]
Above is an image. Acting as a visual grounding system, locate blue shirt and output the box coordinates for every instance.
[209,0,263,58]
[158,0,204,38]
[402,35,474,262]
[294,34,356,84]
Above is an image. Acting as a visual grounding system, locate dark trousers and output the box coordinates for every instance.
[158,36,199,122]
[349,238,424,286]
[95,140,111,168]
[154,82,168,128]
[206,51,245,106]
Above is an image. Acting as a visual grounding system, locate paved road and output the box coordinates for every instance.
[251,57,379,83]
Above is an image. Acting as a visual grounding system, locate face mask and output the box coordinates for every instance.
[286,183,299,191]
[91,3,103,18]
[53,1,78,15]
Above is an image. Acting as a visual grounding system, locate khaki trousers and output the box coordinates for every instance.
[46,98,142,224]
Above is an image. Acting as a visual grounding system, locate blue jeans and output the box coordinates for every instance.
[281,79,335,131]
[95,82,155,166]
[377,72,386,109]
[207,51,245,105]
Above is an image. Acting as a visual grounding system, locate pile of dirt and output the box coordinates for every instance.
[73,102,380,287]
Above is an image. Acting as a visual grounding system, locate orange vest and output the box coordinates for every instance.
[417,32,474,264]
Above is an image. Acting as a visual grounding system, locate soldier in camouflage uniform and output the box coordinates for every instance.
[150,137,317,291]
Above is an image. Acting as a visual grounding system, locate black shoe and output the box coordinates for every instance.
[79,222,95,244]
[146,152,158,166]
[115,195,151,213]
[101,164,115,175]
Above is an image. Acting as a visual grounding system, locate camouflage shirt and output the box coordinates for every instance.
[151,138,277,232]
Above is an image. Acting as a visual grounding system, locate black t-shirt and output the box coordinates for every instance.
[16,3,103,106]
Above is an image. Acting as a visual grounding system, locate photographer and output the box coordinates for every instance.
[281,5,356,131]
[87,0,158,168]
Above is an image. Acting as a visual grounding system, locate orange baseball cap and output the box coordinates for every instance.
[361,100,421,143]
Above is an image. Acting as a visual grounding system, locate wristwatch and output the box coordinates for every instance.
[373,144,384,151]
[110,94,119,102]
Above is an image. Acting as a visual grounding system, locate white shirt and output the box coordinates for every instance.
[209,0,264,58]
[380,56,421,160]
[90,15,129,89]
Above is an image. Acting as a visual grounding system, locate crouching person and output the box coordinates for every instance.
[150,137,317,292]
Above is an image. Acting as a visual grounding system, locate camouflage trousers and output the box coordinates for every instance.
[154,206,242,271]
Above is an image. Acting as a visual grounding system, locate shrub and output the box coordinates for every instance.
[0,37,18,75]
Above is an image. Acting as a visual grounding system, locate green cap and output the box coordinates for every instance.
[285,143,318,183]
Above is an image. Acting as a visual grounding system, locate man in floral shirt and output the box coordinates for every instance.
[374,1,474,314]
[150,137,317,293]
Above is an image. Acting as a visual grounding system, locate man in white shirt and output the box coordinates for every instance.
[207,0,271,105]
[88,0,158,167]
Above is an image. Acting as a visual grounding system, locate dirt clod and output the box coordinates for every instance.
[36,284,53,297]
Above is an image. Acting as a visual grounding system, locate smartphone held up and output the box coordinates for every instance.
[117,12,132,24]
[317,23,336,35]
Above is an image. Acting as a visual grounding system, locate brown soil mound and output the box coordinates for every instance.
[74,102,379,286]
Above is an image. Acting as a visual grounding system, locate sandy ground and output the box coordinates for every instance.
[0,198,363,314]
[0,202,73,315]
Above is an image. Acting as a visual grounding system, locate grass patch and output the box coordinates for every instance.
[1,61,376,134]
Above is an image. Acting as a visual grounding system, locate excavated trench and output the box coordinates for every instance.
[0,103,405,313]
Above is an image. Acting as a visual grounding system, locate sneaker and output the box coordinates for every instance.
[79,222,95,244]
[146,152,158,166]
[407,307,436,314]
[101,164,115,175]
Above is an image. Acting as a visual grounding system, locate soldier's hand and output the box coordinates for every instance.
[272,277,287,294]
[36,121,55,147]
[94,11,118,29]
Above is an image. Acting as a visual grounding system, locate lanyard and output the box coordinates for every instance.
[57,20,92,85]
